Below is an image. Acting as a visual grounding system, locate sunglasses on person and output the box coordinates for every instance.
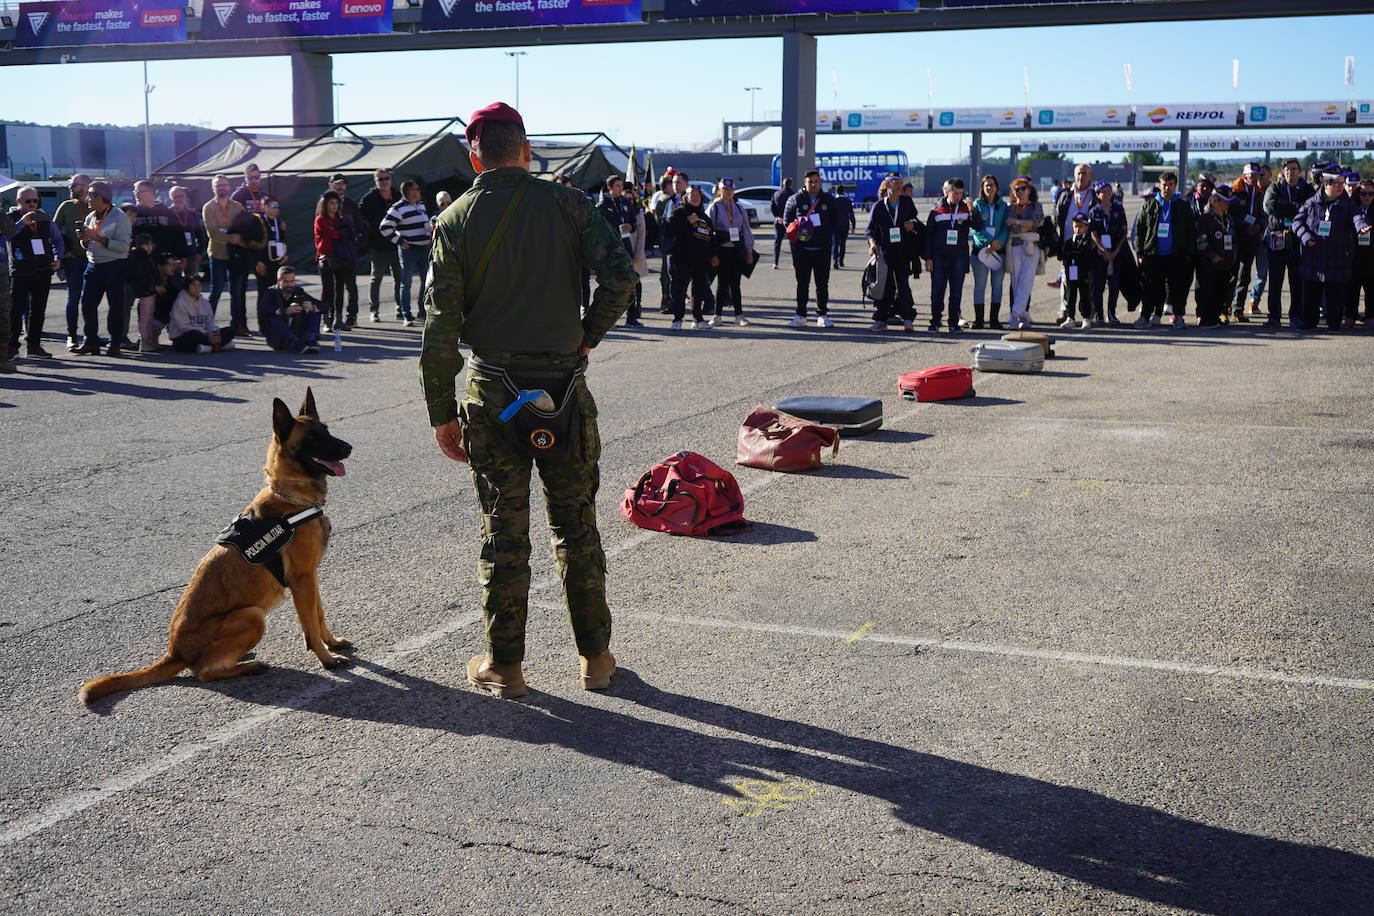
[377,175,392,182]
[19,196,39,204]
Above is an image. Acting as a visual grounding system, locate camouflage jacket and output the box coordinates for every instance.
[419,167,635,426]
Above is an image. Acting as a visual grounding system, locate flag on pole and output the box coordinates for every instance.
[926,67,933,102]
[626,144,638,188]
[1023,65,1030,98]
[646,150,656,186]
[1123,62,1133,94]
[1232,59,1239,90]
[1346,56,1356,86]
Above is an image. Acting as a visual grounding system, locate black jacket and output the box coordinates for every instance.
[665,201,717,265]
[770,187,792,220]
[783,190,836,250]
[359,186,403,250]
[127,247,160,298]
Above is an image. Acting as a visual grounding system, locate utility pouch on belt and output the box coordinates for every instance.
[479,358,585,463]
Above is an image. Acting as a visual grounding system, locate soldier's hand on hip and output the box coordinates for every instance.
[434,420,469,463]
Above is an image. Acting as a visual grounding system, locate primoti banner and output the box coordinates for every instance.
[816,109,927,132]
[1243,102,1348,127]
[15,0,185,48]
[1032,105,1126,129]
[1190,137,1234,152]
[664,0,916,19]
[933,108,1024,130]
[200,0,391,40]
[1237,136,1301,151]
[421,0,641,32]
[1317,135,1372,150]
[1135,103,1235,127]
[1044,139,1105,152]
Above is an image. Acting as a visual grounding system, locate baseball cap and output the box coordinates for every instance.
[1243,162,1262,175]
[1212,186,1236,202]
[1071,212,1090,224]
[719,177,735,188]
[465,101,525,146]
[329,173,348,184]
[1344,171,1362,186]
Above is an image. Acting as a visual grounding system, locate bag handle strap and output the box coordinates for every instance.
[468,177,531,302]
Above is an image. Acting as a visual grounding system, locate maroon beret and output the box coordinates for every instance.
[465,102,525,146]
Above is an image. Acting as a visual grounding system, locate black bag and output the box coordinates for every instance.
[1037,219,1061,258]
[485,360,586,463]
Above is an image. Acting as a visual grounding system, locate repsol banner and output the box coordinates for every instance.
[15,0,186,48]
[420,0,641,32]
[664,0,916,19]
[200,0,392,40]
[1136,103,1236,128]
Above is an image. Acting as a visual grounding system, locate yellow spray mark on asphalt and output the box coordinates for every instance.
[722,779,819,817]
[844,621,877,643]
[1014,487,1035,499]
[1073,479,1110,489]
[1107,417,1119,423]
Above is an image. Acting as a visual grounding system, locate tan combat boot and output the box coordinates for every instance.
[580,651,616,691]
[466,655,526,698]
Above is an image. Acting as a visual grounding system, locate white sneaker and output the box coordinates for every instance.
[195,344,212,354]
[404,318,415,327]
[1079,319,1093,330]
[817,315,835,328]
[1163,306,1174,316]
[694,320,712,330]
[959,317,973,328]
[669,321,683,330]
[219,340,236,350]
[737,316,751,326]
[787,316,806,328]
[1172,316,1185,329]
[1058,317,1077,329]
[715,315,734,325]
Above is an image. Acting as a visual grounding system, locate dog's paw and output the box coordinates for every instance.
[326,638,354,652]
[321,653,353,669]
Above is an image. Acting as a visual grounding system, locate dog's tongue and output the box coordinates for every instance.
[318,459,346,477]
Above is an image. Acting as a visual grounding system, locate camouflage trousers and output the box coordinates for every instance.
[459,360,610,664]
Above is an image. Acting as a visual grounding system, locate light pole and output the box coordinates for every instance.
[505,51,528,110]
[143,61,156,179]
[744,86,761,153]
[332,81,344,133]
[861,104,876,151]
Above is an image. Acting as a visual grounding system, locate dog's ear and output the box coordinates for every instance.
[272,398,297,444]
[300,387,319,420]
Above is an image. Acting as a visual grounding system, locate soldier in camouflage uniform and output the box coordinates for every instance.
[419,102,636,699]
[0,206,15,373]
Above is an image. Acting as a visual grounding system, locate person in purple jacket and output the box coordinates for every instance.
[1291,170,1371,331]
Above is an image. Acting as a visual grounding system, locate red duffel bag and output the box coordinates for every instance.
[899,365,976,402]
[622,451,749,537]
[736,405,840,473]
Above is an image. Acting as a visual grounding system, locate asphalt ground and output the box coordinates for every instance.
[2,216,1373,915]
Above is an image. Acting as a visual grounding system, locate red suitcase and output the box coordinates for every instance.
[899,366,976,402]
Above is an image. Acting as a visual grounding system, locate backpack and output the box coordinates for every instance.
[621,451,748,537]
[861,253,889,301]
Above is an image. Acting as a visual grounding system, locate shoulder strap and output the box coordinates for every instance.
[468,178,531,300]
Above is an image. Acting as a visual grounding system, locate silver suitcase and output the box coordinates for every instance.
[969,340,1044,374]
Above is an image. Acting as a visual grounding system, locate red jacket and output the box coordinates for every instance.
[314,214,342,257]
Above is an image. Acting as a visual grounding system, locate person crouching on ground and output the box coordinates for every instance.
[169,275,234,353]
[258,266,322,354]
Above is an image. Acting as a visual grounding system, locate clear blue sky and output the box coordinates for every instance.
[2,12,1371,166]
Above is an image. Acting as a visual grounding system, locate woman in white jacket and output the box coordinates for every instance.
[1005,178,1047,329]
[168,276,235,353]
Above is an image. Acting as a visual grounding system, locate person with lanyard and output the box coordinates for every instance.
[1134,172,1194,329]
[420,102,635,700]
[168,186,206,282]
[923,177,985,335]
[1184,173,1218,327]
[865,176,920,333]
[5,187,65,360]
[72,181,132,357]
[230,163,266,216]
[201,175,244,322]
[1261,158,1313,329]
[1226,163,1268,323]
[1348,180,1374,330]
[968,174,1009,330]
[254,199,289,309]
[1292,170,1372,331]
[1004,177,1045,330]
[664,185,718,330]
[899,181,924,296]
[54,173,92,352]
[131,180,184,261]
[783,169,836,328]
[706,178,756,326]
[1053,164,1096,320]
[1087,181,1132,327]
[1193,185,1238,330]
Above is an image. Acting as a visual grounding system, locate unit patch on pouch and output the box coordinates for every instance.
[529,429,556,450]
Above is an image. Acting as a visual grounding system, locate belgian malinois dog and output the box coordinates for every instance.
[79,389,354,705]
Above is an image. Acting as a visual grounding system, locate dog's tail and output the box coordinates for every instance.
[79,655,185,705]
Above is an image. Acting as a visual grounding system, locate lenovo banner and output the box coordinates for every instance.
[420,0,641,32]
[15,0,185,48]
[200,0,392,40]
[664,0,916,20]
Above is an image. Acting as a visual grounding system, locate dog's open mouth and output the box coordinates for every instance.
[313,457,347,477]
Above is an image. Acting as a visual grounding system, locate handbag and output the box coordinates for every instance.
[1037,217,1061,258]
[861,253,889,301]
[785,194,819,243]
[622,451,748,536]
[736,406,839,473]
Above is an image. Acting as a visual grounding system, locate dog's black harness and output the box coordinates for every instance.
[215,507,324,588]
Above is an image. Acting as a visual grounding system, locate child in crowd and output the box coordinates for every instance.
[1060,214,1096,329]
[126,233,160,353]
[168,276,235,354]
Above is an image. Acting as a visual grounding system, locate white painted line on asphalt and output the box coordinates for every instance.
[976,416,1374,436]
[611,609,1374,693]
[0,383,983,849]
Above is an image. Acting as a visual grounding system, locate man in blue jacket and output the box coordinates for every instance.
[1292,170,1371,330]
[923,178,984,334]
[783,170,836,328]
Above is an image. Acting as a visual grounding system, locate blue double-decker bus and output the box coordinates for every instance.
[771,150,908,203]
